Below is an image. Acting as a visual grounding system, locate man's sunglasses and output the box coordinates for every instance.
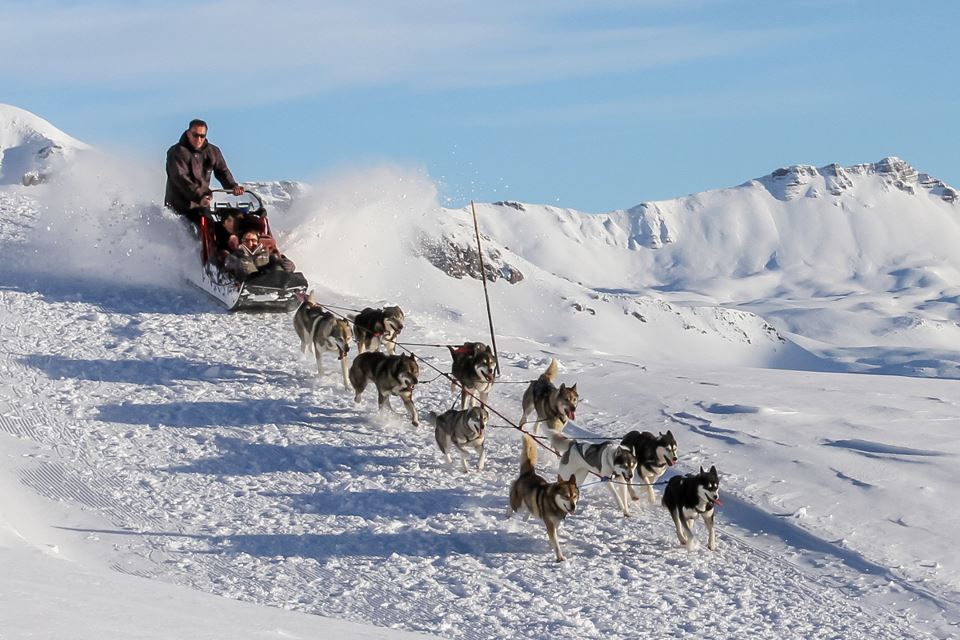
[190,131,207,139]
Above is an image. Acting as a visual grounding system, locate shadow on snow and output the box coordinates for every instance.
[165,436,409,475]
[96,399,357,429]
[21,354,297,386]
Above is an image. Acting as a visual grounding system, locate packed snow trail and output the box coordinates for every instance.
[0,280,953,639]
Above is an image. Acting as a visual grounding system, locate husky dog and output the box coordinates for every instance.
[507,435,579,562]
[293,292,354,389]
[352,306,405,355]
[621,430,679,504]
[519,359,578,433]
[448,341,497,409]
[551,432,637,517]
[428,405,489,472]
[662,465,722,551]
[349,352,420,426]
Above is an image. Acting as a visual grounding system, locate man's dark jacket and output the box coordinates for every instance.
[164,132,239,214]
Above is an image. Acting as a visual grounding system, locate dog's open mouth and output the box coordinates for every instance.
[565,409,576,421]
[710,496,723,507]
[667,457,676,466]
[485,372,495,382]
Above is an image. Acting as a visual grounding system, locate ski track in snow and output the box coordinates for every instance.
[0,282,953,640]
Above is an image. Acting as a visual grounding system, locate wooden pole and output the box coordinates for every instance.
[471,200,501,376]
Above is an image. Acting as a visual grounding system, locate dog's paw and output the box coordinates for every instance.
[555,554,566,562]
[685,539,700,552]
[708,541,717,551]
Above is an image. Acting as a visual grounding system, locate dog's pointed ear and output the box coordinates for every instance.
[710,465,717,475]
[559,383,566,391]
[666,430,673,438]
[699,466,705,474]
[570,383,578,391]
[567,474,577,486]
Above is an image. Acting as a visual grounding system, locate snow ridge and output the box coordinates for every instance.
[0,104,89,186]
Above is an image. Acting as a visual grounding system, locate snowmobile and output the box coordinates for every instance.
[188,189,308,312]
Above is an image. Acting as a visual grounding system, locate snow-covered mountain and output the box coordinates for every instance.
[263,157,960,376]
[0,103,89,186]
[3,105,960,639]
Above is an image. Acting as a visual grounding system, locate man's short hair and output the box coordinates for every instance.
[188,119,208,130]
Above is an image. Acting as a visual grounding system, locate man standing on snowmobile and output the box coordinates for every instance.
[164,119,244,226]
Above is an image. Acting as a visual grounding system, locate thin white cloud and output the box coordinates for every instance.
[1,0,814,105]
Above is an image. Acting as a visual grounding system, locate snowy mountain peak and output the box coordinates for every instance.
[0,104,88,186]
[755,156,955,202]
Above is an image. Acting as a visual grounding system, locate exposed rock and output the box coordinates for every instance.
[493,201,526,212]
[418,235,524,284]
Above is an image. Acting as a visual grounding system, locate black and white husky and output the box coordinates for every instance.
[428,405,488,472]
[551,432,637,517]
[661,465,722,551]
[620,430,678,504]
[448,341,497,409]
[293,292,353,389]
[352,306,405,355]
[349,352,420,427]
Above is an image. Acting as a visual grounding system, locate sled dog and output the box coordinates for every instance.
[448,341,497,409]
[662,465,722,551]
[551,432,637,517]
[620,430,678,504]
[428,405,488,472]
[352,306,405,355]
[293,292,353,389]
[507,435,579,562]
[519,359,578,433]
[349,352,420,426]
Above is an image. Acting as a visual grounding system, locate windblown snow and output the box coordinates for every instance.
[2,108,959,639]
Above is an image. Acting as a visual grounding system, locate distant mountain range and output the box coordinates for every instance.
[4,104,959,376]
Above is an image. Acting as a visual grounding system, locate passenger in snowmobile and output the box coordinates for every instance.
[225,231,295,281]
[165,119,244,226]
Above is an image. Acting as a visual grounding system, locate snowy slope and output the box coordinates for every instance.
[464,161,960,377]
[2,106,960,638]
[0,103,89,186]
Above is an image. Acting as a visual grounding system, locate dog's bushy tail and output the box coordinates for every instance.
[541,358,559,383]
[550,431,572,455]
[519,435,538,475]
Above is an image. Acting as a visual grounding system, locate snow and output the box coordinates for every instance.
[2,107,960,639]
[0,103,88,186]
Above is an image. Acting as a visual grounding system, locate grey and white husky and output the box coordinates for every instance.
[428,405,489,472]
[519,359,578,433]
[349,352,420,426]
[551,432,637,517]
[620,430,678,504]
[352,306,405,355]
[448,341,497,409]
[507,435,579,562]
[662,465,722,551]
[293,292,353,389]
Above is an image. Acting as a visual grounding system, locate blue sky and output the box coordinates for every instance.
[3,0,957,211]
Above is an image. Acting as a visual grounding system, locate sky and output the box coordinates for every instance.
[2,0,958,212]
